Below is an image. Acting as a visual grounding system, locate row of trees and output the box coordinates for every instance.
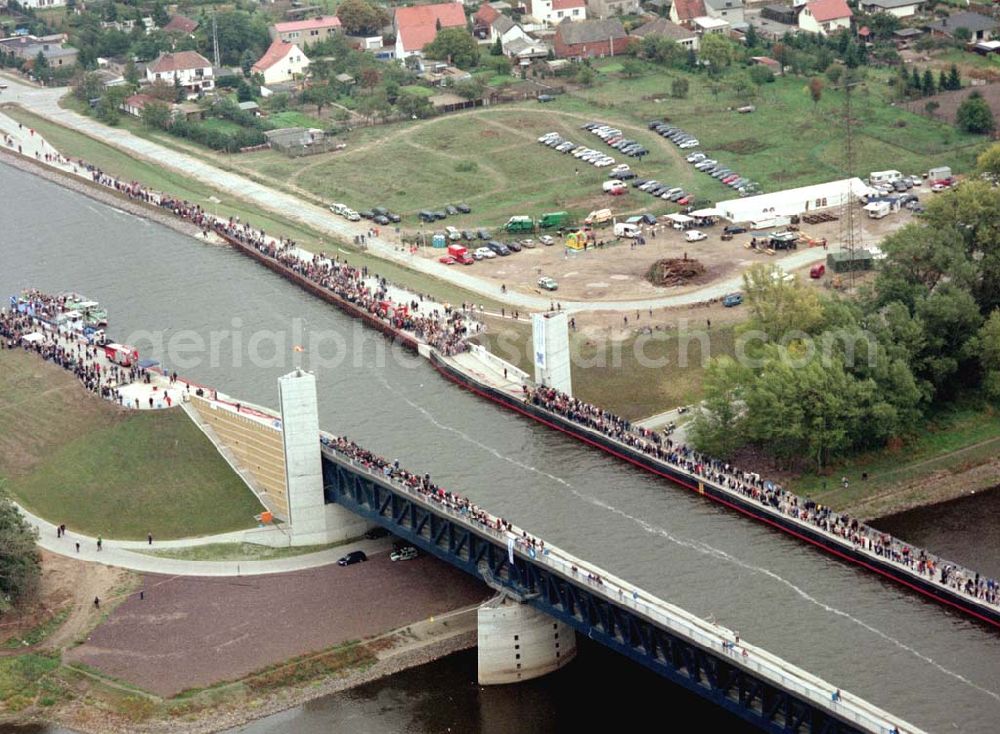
[895,64,962,101]
[691,146,1000,470]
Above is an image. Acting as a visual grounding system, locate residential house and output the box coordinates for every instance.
[505,36,551,62]
[491,14,530,47]
[474,2,502,35]
[121,93,160,118]
[630,16,698,50]
[0,35,78,67]
[927,12,997,42]
[145,51,214,98]
[702,0,743,24]
[18,0,65,7]
[270,16,342,46]
[553,17,627,58]
[393,2,468,61]
[252,39,310,84]
[798,0,852,35]
[692,16,729,34]
[750,55,782,74]
[670,0,705,25]
[528,0,588,24]
[857,0,920,18]
[162,15,199,34]
[585,0,639,19]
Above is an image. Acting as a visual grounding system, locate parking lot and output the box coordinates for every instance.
[420,203,917,303]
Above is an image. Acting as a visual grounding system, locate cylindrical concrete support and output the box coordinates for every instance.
[477,595,577,685]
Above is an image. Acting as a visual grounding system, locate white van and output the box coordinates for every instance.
[869,170,903,186]
[584,208,613,225]
[614,222,641,238]
[445,226,462,240]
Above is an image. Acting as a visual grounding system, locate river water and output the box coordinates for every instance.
[4,162,1000,733]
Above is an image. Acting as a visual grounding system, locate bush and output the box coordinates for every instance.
[749,65,774,85]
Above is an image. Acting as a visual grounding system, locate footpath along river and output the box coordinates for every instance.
[3,162,1000,733]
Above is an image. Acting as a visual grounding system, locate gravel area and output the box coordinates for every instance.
[66,552,490,697]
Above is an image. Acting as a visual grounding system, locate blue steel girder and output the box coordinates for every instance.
[320,450,863,734]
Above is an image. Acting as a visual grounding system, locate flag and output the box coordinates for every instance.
[507,536,515,565]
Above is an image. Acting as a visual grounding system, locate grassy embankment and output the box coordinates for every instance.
[477,319,737,419]
[0,349,262,539]
[0,105,505,313]
[141,541,343,562]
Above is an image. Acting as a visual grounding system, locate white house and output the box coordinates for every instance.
[251,39,310,85]
[702,0,744,25]
[692,16,730,35]
[146,51,214,98]
[857,0,921,18]
[716,178,870,222]
[528,0,587,24]
[18,0,65,7]
[798,0,852,35]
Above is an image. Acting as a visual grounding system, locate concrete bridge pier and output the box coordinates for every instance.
[477,594,577,685]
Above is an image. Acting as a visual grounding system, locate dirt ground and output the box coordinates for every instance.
[0,551,133,654]
[902,82,1000,126]
[66,553,490,697]
[424,203,916,301]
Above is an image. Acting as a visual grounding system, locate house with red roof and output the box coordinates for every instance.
[270,16,342,46]
[145,51,213,98]
[670,0,706,25]
[393,1,468,60]
[474,2,501,31]
[798,0,852,35]
[527,0,588,25]
[162,15,198,35]
[252,39,310,85]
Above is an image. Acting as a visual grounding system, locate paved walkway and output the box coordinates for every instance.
[20,503,370,576]
[0,76,827,313]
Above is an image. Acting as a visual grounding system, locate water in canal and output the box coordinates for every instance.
[4,162,1000,733]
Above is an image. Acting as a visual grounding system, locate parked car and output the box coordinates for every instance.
[445,204,459,215]
[538,276,558,290]
[506,240,522,252]
[477,228,492,239]
[810,263,826,279]
[338,550,367,566]
[520,238,536,249]
[539,235,555,246]
[344,210,361,222]
[724,225,748,235]
[387,212,401,223]
[475,247,497,259]
[456,203,472,213]
[438,255,457,265]
[723,293,744,307]
[537,94,555,102]
[390,546,419,561]
[461,229,477,240]
[679,139,700,149]
[685,230,707,242]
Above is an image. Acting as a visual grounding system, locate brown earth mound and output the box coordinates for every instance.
[646,257,706,287]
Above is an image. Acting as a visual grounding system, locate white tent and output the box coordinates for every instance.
[21,332,45,344]
[689,208,723,218]
[716,178,870,223]
[665,213,693,224]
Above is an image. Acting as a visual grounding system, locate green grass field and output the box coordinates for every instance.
[0,350,262,539]
[477,321,737,418]
[141,541,343,561]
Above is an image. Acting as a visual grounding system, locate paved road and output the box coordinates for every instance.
[0,76,827,313]
[21,504,367,576]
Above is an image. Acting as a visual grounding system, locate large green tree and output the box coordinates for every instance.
[0,486,40,613]
[957,91,995,134]
[423,28,480,69]
[336,0,390,35]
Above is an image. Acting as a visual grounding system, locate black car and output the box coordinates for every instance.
[617,171,637,180]
[372,206,389,216]
[505,240,522,252]
[477,228,492,239]
[387,213,401,223]
[338,550,367,566]
[639,213,657,225]
[724,225,748,235]
[648,120,665,129]
[633,148,649,157]
[432,210,447,220]
[360,210,375,219]
[632,178,649,188]
[445,204,459,216]
[418,210,436,223]
[456,203,472,213]
[486,240,509,256]
[373,214,390,225]
[461,229,477,240]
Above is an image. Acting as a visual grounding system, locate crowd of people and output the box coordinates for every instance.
[321,434,546,556]
[1,306,134,404]
[75,162,476,356]
[526,386,1000,611]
